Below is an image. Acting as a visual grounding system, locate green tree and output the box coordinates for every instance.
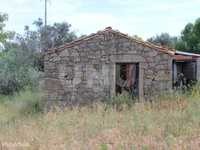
[174,39,186,50]
[0,13,78,95]
[180,18,200,53]
[147,33,178,48]
[32,18,77,51]
[132,35,143,41]
[17,18,77,71]
[0,48,40,95]
[0,13,8,44]
[0,14,41,95]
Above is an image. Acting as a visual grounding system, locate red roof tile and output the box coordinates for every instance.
[45,27,176,55]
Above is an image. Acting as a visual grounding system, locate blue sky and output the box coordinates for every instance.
[1,0,200,39]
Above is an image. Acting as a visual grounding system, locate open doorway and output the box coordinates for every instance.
[115,63,139,98]
[173,61,197,88]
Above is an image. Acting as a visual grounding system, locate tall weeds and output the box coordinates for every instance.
[0,84,199,149]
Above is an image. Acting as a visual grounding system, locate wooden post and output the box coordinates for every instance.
[139,63,144,101]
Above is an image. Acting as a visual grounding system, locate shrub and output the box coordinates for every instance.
[0,48,41,95]
[100,144,108,150]
[1,90,42,119]
[190,82,200,98]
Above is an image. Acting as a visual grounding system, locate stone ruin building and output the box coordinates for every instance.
[44,27,200,105]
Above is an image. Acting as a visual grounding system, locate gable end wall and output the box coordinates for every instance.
[44,32,173,105]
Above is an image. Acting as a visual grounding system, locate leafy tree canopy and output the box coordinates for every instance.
[0,48,40,95]
[0,15,78,95]
[31,18,77,51]
[180,18,200,53]
[147,18,200,54]
[0,13,8,44]
[147,33,177,48]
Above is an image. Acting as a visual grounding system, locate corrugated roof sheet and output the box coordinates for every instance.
[175,50,200,57]
[174,55,194,61]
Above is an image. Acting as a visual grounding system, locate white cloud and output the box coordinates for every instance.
[14,0,26,3]
[48,12,119,35]
[2,0,200,39]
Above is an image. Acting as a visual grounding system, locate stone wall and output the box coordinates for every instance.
[44,31,173,105]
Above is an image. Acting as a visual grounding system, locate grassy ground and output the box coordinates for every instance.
[0,86,200,150]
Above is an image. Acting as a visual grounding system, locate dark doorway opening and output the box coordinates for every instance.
[173,61,197,88]
[115,63,139,98]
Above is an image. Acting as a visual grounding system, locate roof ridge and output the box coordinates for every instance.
[105,28,175,55]
[46,27,175,55]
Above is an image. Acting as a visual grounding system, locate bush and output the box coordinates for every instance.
[190,82,200,98]
[0,90,42,119]
[0,48,41,95]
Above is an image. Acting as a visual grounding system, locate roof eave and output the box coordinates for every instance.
[45,27,176,56]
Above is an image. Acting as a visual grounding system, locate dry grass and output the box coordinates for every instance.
[0,88,200,149]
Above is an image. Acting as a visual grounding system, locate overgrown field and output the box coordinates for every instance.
[0,85,200,150]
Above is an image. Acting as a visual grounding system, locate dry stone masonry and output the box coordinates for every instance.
[44,28,174,106]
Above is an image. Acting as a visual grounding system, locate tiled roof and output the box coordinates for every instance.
[46,27,176,55]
